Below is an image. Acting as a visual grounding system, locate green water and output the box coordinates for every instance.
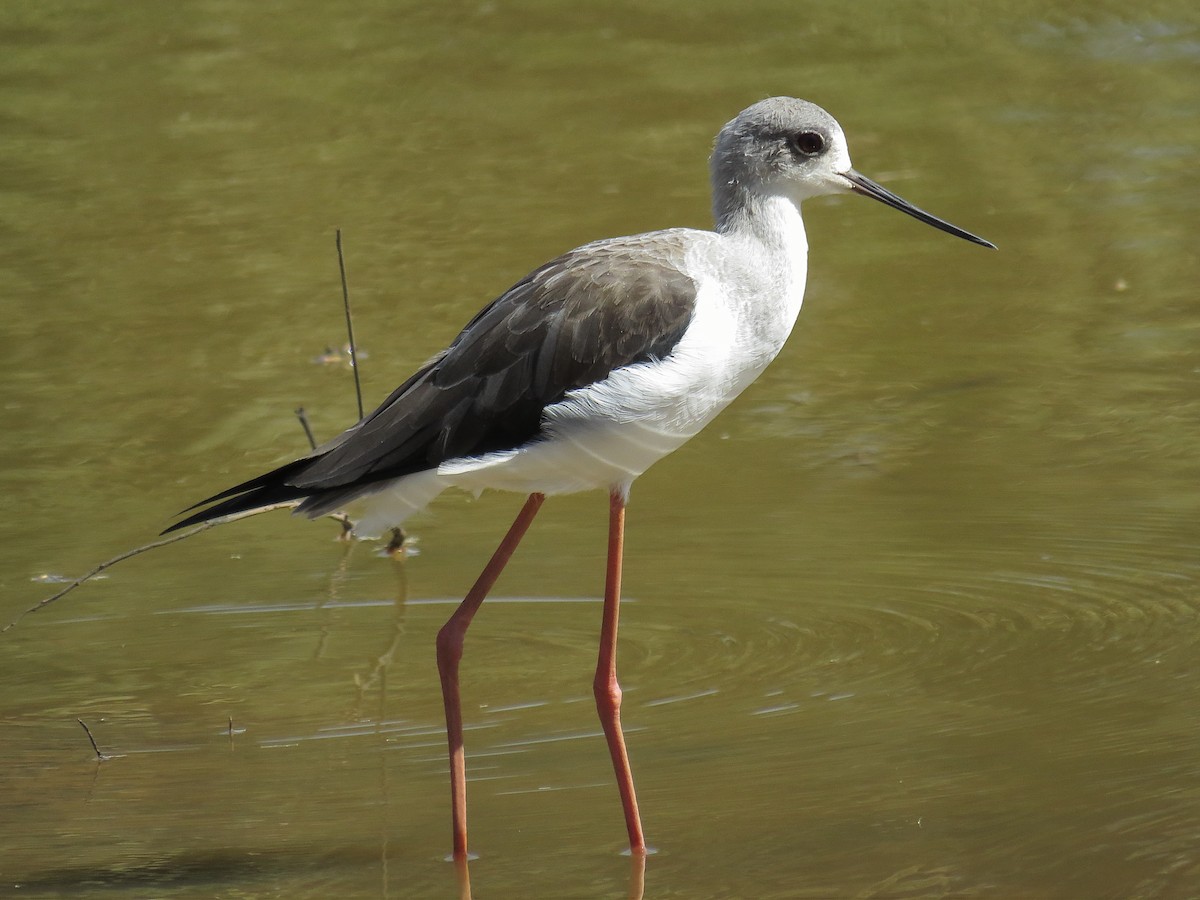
[3,2,1199,897]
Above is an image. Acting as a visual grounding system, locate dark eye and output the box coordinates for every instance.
[788,130,825,157]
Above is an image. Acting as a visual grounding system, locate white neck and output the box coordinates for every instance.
[715,188,808,259]
[701,189,810,359]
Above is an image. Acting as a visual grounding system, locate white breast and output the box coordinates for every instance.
[438,220,808,499]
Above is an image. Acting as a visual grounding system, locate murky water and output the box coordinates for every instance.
[3,2,1199,897]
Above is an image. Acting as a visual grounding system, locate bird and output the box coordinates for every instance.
[167,97,994,860]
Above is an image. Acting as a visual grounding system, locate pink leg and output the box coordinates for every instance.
[437,492,545,861]
[594,490,647,855]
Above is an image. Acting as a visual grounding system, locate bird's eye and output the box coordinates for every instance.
[788,130,825,157]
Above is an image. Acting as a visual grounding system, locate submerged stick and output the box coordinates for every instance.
[4,502,308,633]
[336,228,365,421]
[383,526,407,557]
[77,718,108,761]
[5,235,376,636]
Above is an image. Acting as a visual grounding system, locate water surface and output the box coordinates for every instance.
[3,2,1199,897]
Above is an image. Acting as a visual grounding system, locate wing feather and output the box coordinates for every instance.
[166,233,698,531]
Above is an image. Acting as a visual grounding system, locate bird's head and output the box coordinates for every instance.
[711,96,995,248]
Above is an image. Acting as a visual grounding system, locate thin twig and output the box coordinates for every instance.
[5,502,309,633]
[77,718,107,761]
[331,512,355,541]
[8,238,374,633]
[336,228,364,420]
[295,406,318,450]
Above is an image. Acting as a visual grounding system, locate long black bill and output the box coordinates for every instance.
[843,169,996,249]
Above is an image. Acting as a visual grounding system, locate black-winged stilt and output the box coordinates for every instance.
[168,97,994,859]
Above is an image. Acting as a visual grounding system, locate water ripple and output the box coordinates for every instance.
[616,531,1200,727]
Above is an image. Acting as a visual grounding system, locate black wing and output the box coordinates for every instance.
[165,236,697,532]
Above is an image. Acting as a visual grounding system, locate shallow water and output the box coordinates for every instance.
[3,2,1200,898]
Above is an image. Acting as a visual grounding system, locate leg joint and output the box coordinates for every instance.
[436,620,465,668]
[593,673,623,713]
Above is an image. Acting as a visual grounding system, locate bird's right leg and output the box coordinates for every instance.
[436,492,545,861]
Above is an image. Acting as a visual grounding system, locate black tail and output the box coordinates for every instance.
[162,458,315,534]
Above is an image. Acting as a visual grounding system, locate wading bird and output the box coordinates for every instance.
[168,97,994,859]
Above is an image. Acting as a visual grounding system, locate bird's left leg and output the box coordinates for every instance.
[594,488,647,855]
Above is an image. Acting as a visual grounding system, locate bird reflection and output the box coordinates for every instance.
[449,850,645,899]
[454,855,472,900]
[627,851,646,900]
[305,538,644,899]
